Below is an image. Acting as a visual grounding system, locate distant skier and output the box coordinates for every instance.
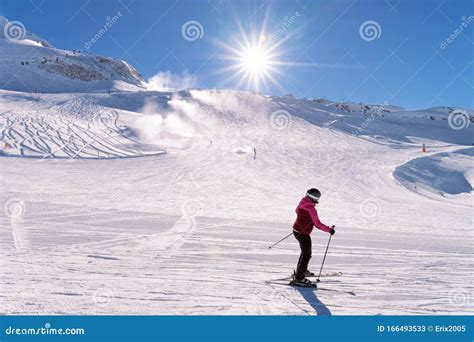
[252,147,256,160]
[292,188,335,286]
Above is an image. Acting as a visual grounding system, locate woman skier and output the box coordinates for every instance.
[292,188,335,286]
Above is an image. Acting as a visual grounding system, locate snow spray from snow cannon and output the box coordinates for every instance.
[135,98,197,149]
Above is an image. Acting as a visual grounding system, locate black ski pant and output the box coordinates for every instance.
[293,231,311,280]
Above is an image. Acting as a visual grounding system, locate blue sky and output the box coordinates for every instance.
[1,0,473,109]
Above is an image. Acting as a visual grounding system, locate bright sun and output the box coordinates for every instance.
[241,46,270,74]
[219,30,284,91]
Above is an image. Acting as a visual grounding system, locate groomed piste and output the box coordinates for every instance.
[1,16,473,315]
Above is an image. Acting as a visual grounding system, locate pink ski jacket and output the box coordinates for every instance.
[293,197,331,235]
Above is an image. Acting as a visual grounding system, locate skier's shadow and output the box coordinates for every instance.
[295,287,332,315]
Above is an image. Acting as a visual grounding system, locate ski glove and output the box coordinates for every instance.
[329,226,336,235]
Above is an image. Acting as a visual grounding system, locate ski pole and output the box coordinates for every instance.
[268,232,293,249]
[316,234,332,283]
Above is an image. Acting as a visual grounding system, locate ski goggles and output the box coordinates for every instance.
[306,193,320,202]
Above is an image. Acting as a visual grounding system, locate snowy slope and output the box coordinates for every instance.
[394,148,473,196]
[0,17,145,93]
[1,89,473,315]
[0,24,473,315]
[0,91,165,158]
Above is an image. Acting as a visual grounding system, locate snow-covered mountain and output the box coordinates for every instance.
[0,20,472,200]
[1,20,473,315]
[0,16,52,47]
[0,16,145,93]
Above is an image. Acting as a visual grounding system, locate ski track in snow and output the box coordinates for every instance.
[0,96,163,159]
[0,90,473,315]
[0,205,472,315]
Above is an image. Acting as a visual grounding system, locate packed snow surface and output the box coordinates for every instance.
[1,21,473,315]
[1,88,473,315]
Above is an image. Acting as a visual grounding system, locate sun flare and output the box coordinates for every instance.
[240,46,270,73]
[218,27,285,92]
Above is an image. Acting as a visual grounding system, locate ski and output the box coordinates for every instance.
[266,280,356,296]
[311,271,343,278]
[265,280,317,289]
[290,280,318,288]
[275,271,342,282]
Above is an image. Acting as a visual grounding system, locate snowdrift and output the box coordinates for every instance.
[394,148,474,196]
